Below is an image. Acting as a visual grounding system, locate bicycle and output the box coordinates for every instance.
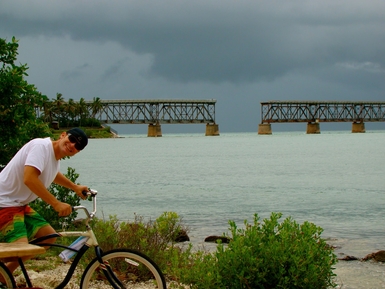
[0,189,167,289]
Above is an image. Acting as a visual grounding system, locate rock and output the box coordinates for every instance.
[174,230,190,242]
[362,250,385,262]
[204,235,231,244]
[338,255,359,261]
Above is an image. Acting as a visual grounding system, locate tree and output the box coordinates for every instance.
[90,97,103,127]
[0,38,82,219]
[51,92,66,123]
[65,98,77,126]
[0,37,51,169]
[41,97,54,123]
[76,97,88,126]
[90,97,102,117]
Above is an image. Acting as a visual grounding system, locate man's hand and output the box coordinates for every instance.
[74,185,89,200]
[53,202,72,217]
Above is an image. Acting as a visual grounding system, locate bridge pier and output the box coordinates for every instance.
[352,122,365,133]
[148,123,162,137]
[205,123,220,136]
[258,123,272,135]
[306,122,320,134]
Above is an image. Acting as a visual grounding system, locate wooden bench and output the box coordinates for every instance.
[0,243,45,261]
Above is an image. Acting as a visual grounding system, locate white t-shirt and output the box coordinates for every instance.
[0,137,60,207]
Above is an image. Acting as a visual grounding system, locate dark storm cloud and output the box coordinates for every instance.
[61,63,91,81]
[1,1,384,133]
[2,1,384,85]
[101,58,130,81]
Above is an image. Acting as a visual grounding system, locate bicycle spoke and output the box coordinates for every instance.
[80,249,166,289]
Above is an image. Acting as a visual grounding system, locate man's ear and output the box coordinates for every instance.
[59,132,67,139]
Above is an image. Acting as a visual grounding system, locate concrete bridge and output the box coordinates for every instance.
[258,101,385,134]
[86,99,219,136]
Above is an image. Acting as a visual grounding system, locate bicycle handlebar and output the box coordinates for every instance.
[72,189,98,222]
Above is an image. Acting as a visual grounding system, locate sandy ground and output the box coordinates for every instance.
[11,259,385,289]
[334,261,385,289]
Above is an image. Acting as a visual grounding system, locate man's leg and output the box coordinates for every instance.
[4,237,29,274]
[3,205,57,274]
[33,224,57,244]
[0,207,29,275]
[5,225,57,274]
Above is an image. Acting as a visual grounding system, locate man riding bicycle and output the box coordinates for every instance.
[0,128,89,278]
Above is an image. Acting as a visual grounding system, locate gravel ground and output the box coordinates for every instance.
[15,262,174,289]
[16,263,80,288]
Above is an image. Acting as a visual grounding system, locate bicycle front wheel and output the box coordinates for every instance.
[80,249,166,289]
[0,262,16,289]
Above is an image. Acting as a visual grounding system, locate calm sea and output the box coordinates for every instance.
[62,130,385,288]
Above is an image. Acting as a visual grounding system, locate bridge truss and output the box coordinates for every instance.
[261,101,385,123]
[88,99,217,124]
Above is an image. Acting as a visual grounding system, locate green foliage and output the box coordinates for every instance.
[38,93,103,129]
[167,248,218,289]
[175,212,337,289]
[155,211,186,242]
[30,167,81,230]
[35,210,337,288]
[83,212,189,277]
[0,37,51,168]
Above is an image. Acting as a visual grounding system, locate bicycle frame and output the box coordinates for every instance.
[29,232,100,288]
[24,190,120,289]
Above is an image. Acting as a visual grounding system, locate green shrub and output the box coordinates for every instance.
[176,212,337,289]
[30,167,81,230]
[83,212,189,276]
[155,211,187,242]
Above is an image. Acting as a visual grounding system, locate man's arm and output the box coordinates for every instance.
[24,166,72,216]
[53,172,88,199]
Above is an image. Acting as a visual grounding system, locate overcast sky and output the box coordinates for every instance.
[1,1,384,133]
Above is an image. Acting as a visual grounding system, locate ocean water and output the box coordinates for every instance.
[62,130,385,288]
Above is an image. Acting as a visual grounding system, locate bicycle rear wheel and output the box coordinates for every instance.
[80,249,166,289]
[0,262,16,289]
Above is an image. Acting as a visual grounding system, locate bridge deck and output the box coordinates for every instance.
[261,101,385,123]
[89,99,217,124]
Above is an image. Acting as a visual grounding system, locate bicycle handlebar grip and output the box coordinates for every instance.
[82,189,98,197]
